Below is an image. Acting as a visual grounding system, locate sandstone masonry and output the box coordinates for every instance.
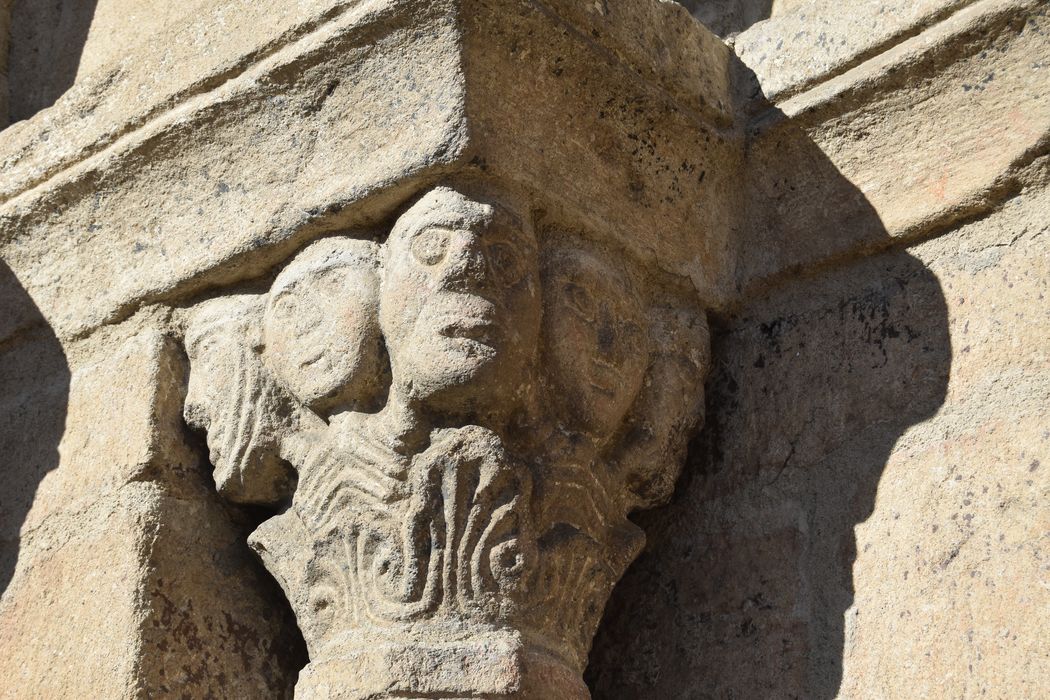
[1,1,1047,698]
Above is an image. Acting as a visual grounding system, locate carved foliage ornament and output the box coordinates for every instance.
[182,183,710,698]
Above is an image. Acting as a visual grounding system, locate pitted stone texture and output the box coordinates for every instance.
[20,331,195,531]
[677,0,777,37]
[733,0,977,102]
[0,326,304,698]
[0,0,470,341]
[0,484,155,700]
[0,0,737,346]
[589,183,1049,698]
[1,0,385,195]
[7,0,216,123]
[738,0,1050,297]
[183,182,710,697]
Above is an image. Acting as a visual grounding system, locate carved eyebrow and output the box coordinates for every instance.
[406,213,471,230]
[414,224,459,233]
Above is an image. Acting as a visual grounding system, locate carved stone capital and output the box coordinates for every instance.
[183,181,711,697]
[177,2,730,696]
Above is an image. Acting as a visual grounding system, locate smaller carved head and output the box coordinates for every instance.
[263,237,385,414]
[613,306,710,509]
[541,244,650,443]
[380,185,541,418]
[184,295,292,504]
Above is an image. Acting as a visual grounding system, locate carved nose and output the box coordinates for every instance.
[442,233,490,290]
[596,309,625,365]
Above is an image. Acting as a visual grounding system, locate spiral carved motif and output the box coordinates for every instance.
[182,183,710,698]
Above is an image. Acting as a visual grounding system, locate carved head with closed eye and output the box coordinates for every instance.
[541,244,650,444]
[262,237,385,415]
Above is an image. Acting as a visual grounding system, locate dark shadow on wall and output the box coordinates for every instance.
[677,0,775,37]
[0,261,70,597]
[6,0,99,123]
[586,85,952,699]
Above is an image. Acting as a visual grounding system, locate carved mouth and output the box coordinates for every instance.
[299,352,325,369]
[437,317,500,348]
[589,360,622,398]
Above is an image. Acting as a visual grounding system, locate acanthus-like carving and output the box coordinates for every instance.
[181,182,709,698]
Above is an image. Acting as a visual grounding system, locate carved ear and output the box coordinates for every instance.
[613,306,711,510]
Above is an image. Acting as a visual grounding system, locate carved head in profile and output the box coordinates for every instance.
[541,244,650,443]
[183,295,293,504]
[262,237,385,414]
[380,185,541,419]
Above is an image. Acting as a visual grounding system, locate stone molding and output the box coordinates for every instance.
[1,5,732,693]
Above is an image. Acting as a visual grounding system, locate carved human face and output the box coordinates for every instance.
[263,238,384,413]
[542,247,649,440]
[380,186,540,415]
[183,296,295,505]
[183,297,274,481]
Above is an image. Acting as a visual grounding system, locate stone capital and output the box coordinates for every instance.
[3,1,733,697]
[170,3,731,697]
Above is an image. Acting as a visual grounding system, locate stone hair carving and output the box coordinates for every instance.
[183,295,296,505]
[181,182,710,698]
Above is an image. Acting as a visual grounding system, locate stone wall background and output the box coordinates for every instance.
[1,0,1047,698]
[589,0,1049,697]
[589,183,1049,697]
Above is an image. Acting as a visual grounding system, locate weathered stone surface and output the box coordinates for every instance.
[20,330,195,530]
[2,0,1048,697]
[181,182,710,697]
[0,483,155,700]
[0,0,11,127]
[136,487,305,698]
[734,0,977,101]
[0,0,470,341]
[0,0,737,345]
[678,0,779,38]
[738,0,1050,298]
[1,3,736,695]
[1,323,303,697]
[2,0,375,194]
[0,325,69,558]
[589,179,1049,698]
[0,481,304,699]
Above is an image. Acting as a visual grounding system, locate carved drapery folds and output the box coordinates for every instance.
[181,182,710,698]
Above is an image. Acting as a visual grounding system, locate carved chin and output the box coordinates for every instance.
[208,431,232,471]
[396,341,509,405]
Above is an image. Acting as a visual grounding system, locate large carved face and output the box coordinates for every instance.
[542,246,649,441]
[380,186,540,415]
[263,237,384,413]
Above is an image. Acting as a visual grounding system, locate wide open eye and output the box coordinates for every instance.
[487,240,525,285]
[411,227,450,266]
